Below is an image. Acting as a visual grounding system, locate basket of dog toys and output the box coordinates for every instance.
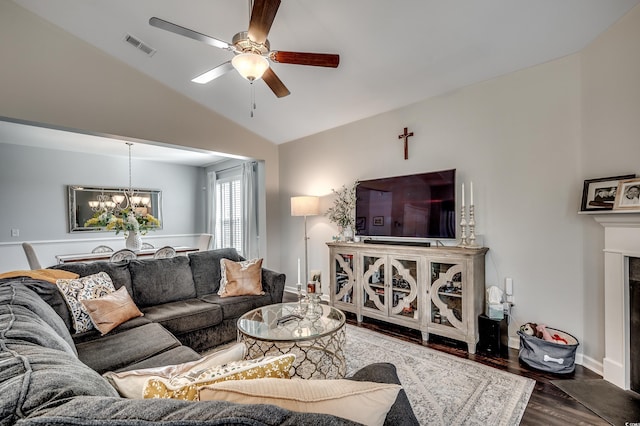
[517,322,579,374]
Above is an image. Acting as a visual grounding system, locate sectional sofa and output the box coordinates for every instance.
[0,248,419,425]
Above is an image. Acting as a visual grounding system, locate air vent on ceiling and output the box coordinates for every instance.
[123,33,156,57]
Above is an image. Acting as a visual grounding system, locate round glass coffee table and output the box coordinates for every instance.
[237,302,346,379]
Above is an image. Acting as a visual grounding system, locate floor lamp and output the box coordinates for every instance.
[291,196,320,290]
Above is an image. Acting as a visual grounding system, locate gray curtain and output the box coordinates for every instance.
[241,161,259,259]
[206,170,217,244]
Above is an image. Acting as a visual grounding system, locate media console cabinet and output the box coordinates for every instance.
[327,242,488,353]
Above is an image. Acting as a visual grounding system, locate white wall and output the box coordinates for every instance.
[579,4,640,368]
[0,143,204,270]
[279,53,583,355]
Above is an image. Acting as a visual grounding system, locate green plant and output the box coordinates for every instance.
[84,208,160,235]
[325,181,358,229]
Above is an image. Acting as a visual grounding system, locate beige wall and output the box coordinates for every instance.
[280,53,584,358]
[0,0,281,267]
[279,4,640,371]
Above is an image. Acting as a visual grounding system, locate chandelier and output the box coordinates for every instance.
[88,142,150,213]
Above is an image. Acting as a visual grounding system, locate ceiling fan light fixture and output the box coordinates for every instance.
[232,53,269,81]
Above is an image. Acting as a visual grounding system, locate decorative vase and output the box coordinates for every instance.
[342,226,354,242]
[125,230,142,251]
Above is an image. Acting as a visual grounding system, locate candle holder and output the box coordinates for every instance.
[466,204,480,248]
[457,205,468,247]
[305,291,323,321]
[292,281,308,316]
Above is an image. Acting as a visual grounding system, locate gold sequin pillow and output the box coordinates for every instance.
[143,354,295,401]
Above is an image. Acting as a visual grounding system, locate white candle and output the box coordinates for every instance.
[461,183,465,207]
[297,258,301,284]
[470,181,474,206]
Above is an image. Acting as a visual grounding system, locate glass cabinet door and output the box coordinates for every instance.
[333,253,355,306]
[389,258,418,321]
[429,262,464,331]
[362,255,385,313]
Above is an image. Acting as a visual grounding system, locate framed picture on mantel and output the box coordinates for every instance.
[613,178,640,211]
[580,174,635,212]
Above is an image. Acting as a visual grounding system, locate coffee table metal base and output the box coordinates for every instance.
[238,324,346,379]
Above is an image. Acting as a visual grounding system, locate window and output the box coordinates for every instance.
[215,175,243,254]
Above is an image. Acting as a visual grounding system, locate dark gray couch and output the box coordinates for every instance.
[0,279,419,425]
[44,248,282,367]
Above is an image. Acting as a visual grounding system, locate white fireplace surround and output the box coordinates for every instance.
[595,213,640,390]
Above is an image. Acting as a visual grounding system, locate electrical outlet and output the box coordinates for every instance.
[11,229,19,237]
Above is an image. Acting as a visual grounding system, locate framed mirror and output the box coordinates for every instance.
[68,185,163,232]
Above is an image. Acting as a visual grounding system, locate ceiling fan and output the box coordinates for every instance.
[149,0,340,98]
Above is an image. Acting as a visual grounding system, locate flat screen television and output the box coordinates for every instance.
[355,169,456,240]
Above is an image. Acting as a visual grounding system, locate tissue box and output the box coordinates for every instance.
[487,303,504,320]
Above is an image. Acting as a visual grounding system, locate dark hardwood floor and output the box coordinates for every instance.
[284,293,607,425]
[345,315,608,425]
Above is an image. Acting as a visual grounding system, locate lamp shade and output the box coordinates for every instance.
[291,196,320,217]
[232,53,269,81]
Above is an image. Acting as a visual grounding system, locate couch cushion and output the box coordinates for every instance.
[128,257,196,307]
[81,286,144,335]
[117,346,201,373]
[199,292,273,319]
[56,272,117,333]
[0,281,76,356]
[16,395,360,425]
[50,260,133,295]
[0,345,119,425]
[74,322,181,374]
[141,299,223,335]
[6,278,75,333]
[348,362,420,426]
[0,281,117,425]
[188,248,243,296]
[71,315,151,345]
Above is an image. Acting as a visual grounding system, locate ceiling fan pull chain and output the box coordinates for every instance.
[249,82,256,118]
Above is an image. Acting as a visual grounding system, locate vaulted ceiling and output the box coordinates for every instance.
[11,0,640,145]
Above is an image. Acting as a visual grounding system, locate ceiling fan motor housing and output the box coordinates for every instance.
[232,31,270,56]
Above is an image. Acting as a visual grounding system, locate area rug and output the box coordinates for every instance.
[551,379,640,426]
[345,325,535,426]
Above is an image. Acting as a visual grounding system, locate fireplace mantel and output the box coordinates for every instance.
[593,212,640,389]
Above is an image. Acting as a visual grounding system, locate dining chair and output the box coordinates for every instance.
[153,246,176,259]
[21,242,42,270]
[110,249,137,262]
[197,234,213,251]
[141,242,155,250]
[92,245,113,254]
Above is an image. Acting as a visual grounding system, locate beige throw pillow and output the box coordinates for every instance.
[218,258,265,297]
[103,343,247,398]
[199,378,402,426]
[81,286,143,335]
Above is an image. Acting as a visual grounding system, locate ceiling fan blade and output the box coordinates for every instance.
[262,68,290,98]
[270,51,340,68]
[191,61,234,84]
[248,0,281,45]
[149,17,231,50]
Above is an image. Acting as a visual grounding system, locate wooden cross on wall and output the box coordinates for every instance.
[397,127,414,160]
